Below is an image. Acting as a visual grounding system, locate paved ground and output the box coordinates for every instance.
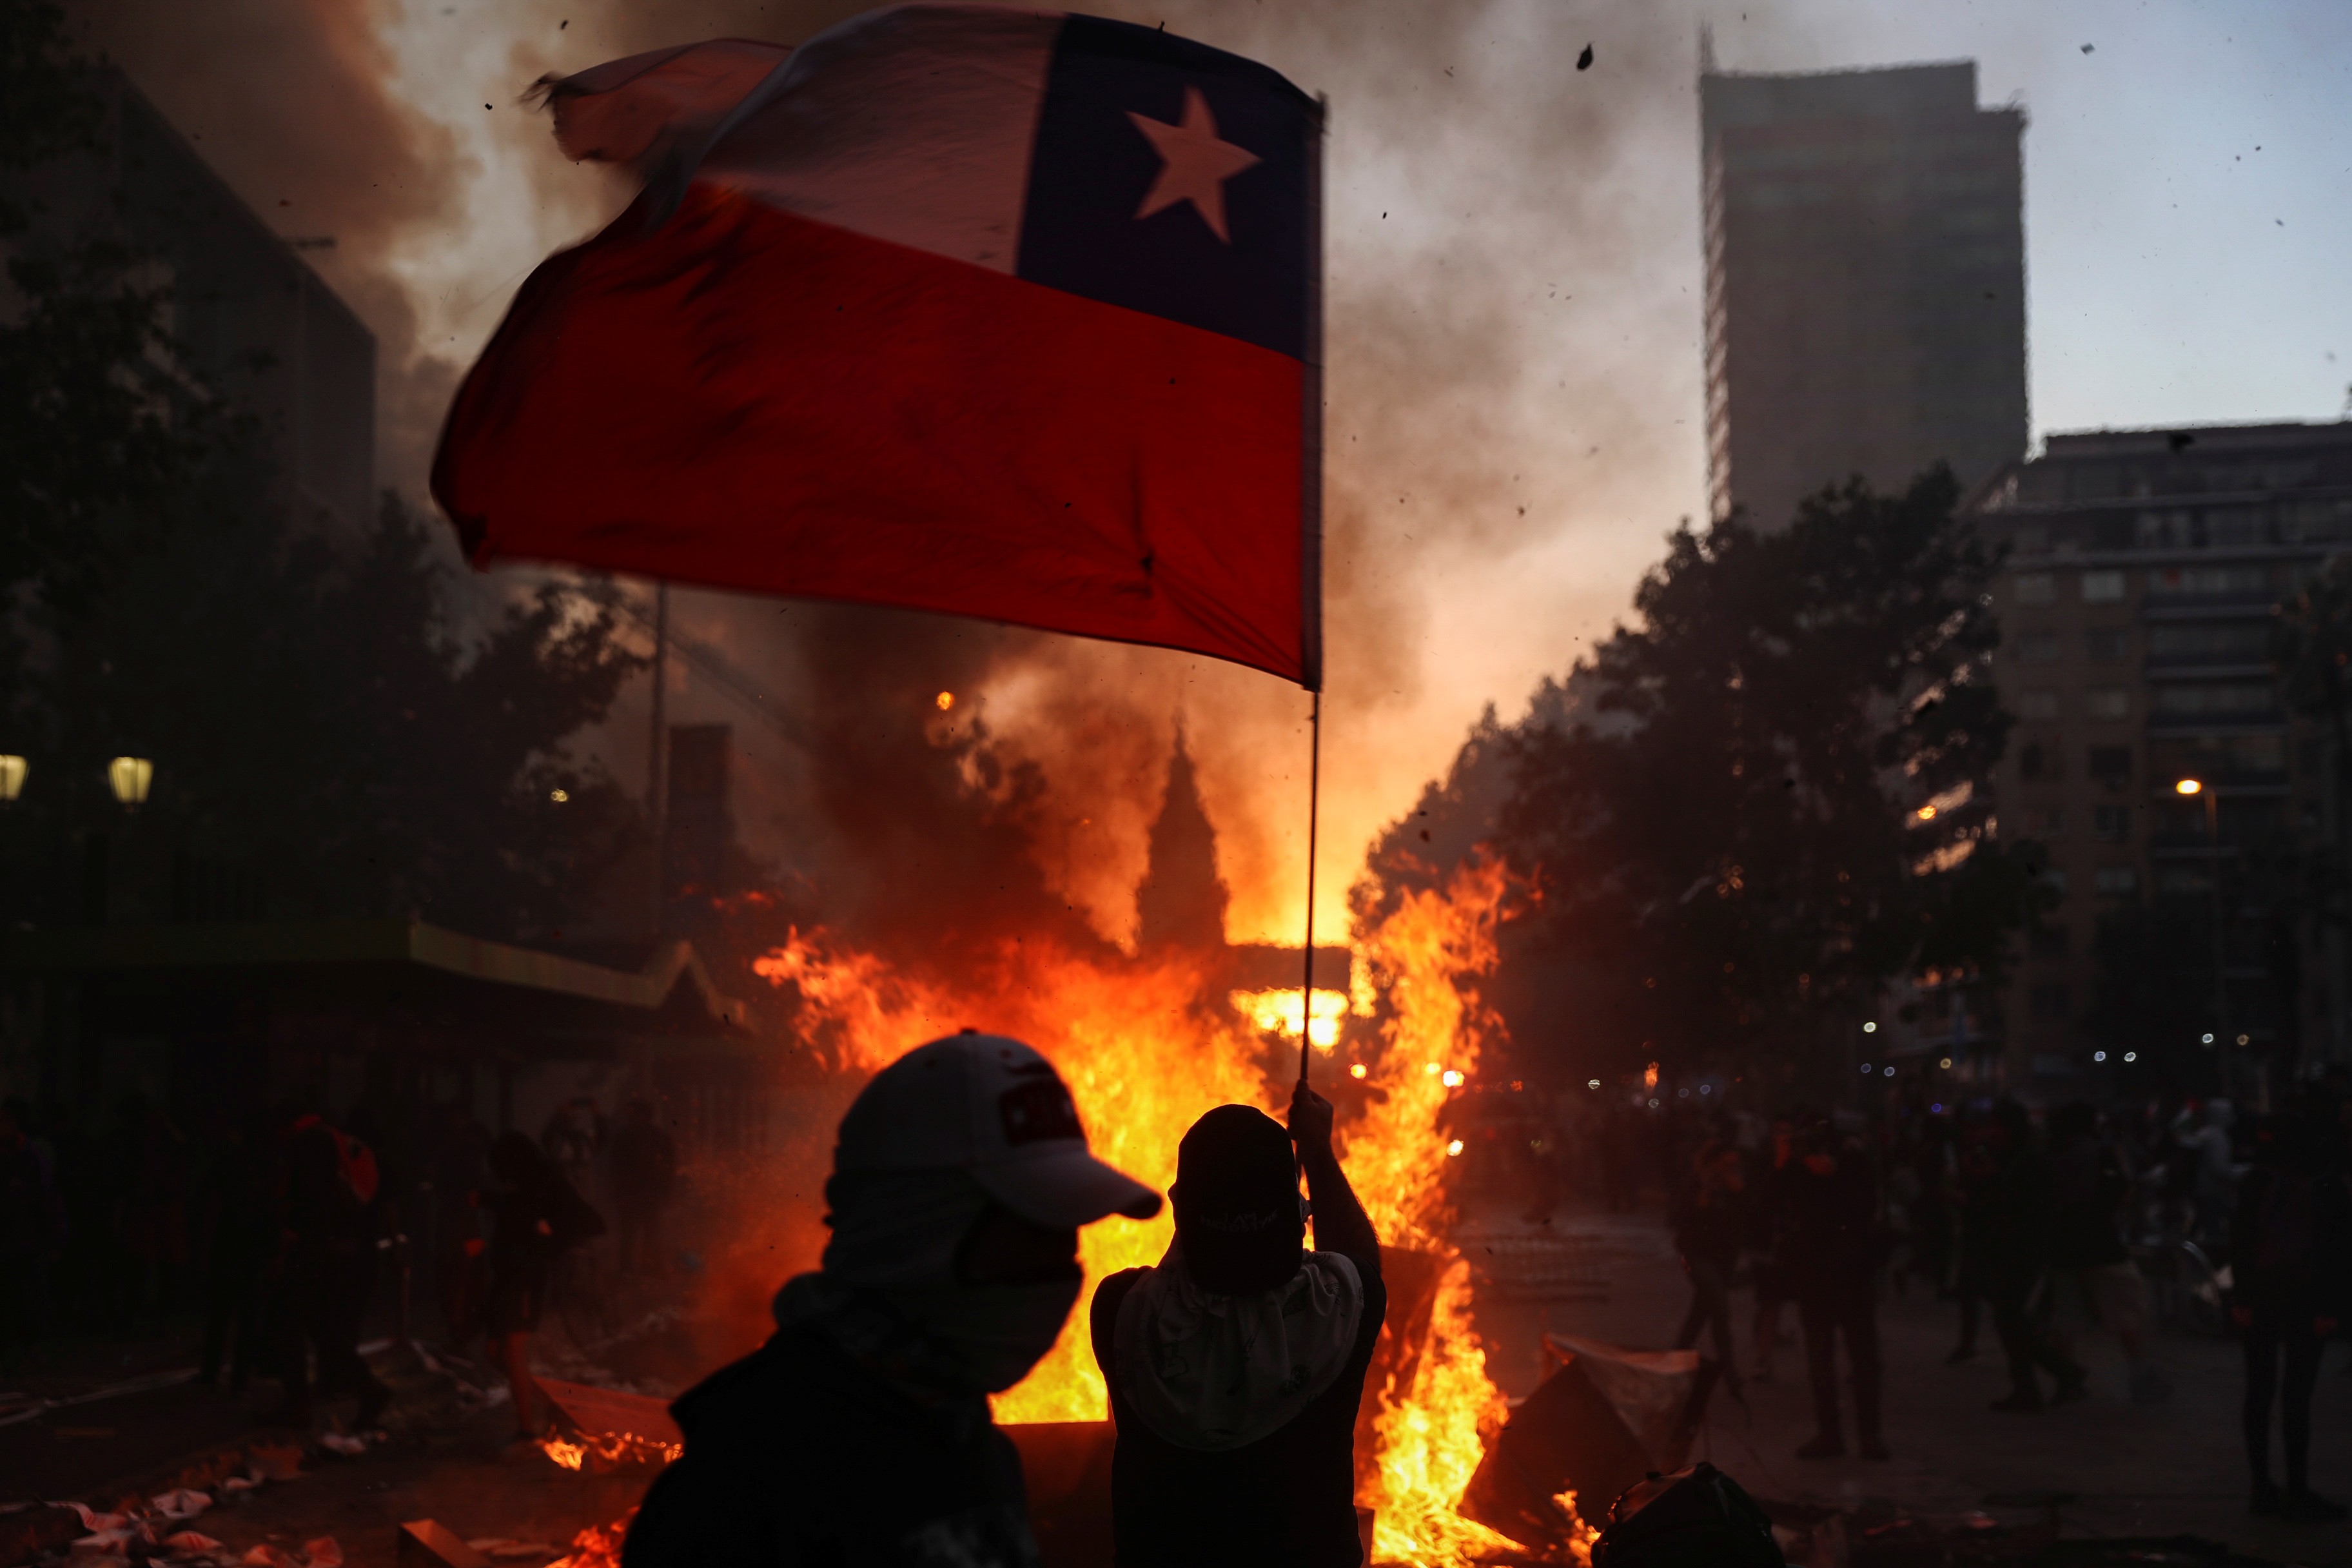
[1466,1199,2352,1565]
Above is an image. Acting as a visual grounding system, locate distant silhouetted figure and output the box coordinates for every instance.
[1671,1141,1746,1393]
[1979,1099,2086,1414]
[482,1130,602,1441]
[2231,1114,2349,1522]
[1783,1119,1885,1460]
[609,1098,678,1277]
[199,1114,275,1389]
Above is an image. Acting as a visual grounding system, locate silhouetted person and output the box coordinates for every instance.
[2230,1114,2349,1521]
[2045,1102,2169,1404]
[0,1099,59,1373]
[1095,1085,1384,1567]
[273,1108,393,1427]
[1979,1099,2086,1413]
[1946,1119,1998,1364]
[624,1034,1159,1567]
[1671,1141,1746,1393]
[1783,1120,1885,1460]
[1749,1116,1796,1382]
[198,1113,275,1389]
[609,1097,678,1277]
[427,1100,491,1338]
[481,1130,602,1441]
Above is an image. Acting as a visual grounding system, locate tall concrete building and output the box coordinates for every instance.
[1700,58,2027,529]
[14,70,377,534]
[1964,422,2352,1094]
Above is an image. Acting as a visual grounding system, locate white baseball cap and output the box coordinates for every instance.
[835,1032,1161,1226]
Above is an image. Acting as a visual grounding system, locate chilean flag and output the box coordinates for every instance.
[432,5,1324,687]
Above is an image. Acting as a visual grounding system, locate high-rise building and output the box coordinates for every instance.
[1700,57,2026,529]
[1963,422,2352,1093]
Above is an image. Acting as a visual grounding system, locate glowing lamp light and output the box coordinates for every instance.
[1883,1066,1895,1077]
[2124,1052,2138,1063]
[1445,1139,1464,1158]
[1862,1021,1878,1034]
[936,691,955,710]
[2093,1050,2107,1063]
[1440,1069,1463,1088]
[2175,778,2202,796]
[0,755,24,805]
[1647,1097,1660,1109]
[1860,1063,1873,1074]
[1349,1063,1367,1079]
[1939,1057,1953,1069]
[2237,1034,2249,1046]
[107,756,153,810]
[2201,1032,2215,1045]
[1916,805,1937,820]
[1587,1079,1601,1090]
[549,788,569,803]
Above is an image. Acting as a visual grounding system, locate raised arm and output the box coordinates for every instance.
[1290,1081,1380,1282]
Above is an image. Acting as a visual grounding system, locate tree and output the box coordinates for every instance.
[1386,468,2038,1084]
[5,487,647,939]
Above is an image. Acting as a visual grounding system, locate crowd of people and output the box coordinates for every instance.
[1611,1085,2352,1524]
[0,1083,678,1442]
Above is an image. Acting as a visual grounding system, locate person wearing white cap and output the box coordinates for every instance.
[623,1032,1159,1567]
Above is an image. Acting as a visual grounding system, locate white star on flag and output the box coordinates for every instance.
[1126,85,1261,243]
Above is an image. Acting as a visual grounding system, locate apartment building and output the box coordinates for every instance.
[1965,422,2352,1093]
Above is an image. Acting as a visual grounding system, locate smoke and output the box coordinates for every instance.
[67,0,1724,950]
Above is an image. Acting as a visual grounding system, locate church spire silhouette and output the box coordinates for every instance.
[1134,723,1230,952]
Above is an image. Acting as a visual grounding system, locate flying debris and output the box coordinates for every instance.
[2080,43,2094,53]
[1576,44,1594,71]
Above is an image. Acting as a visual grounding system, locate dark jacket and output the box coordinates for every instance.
[2047,1133,2131,1269]
[1671,1182,1746,1271]
[2230,1164,2352,1319]
[623,1323,1039,1568]
[1779,1152,1877,1288]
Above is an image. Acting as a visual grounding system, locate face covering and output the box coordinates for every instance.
[885,1276,1083,1395]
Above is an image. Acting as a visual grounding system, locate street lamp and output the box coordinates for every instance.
[0,755,24,805]
[107,756,154,811]
[2176,777,2232,1097]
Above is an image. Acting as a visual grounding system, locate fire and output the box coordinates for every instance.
[751,855,1527,1560]
[538,1431,684,1471]
[547,1510,635,1568]
[1228,985,1348,1047]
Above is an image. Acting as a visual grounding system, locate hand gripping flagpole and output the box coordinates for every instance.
[1298,93,1328,1088]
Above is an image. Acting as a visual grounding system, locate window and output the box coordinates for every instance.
[2019,690,2060,720]
[2150,683,2277,720]
[2081,569,2126,603]
[2012,525,2048,554]
[2015,631,2061,664]
[2137,509,2193,548]
[2088,746,2132,786]
[2146,622,2269,663]
[2095,866,2140,896]
[2020,741,2062,781]
[2033,807,2066,834]
[2030,983,2073,1020]
[2149,564,2268,601]
[2280,498,2352,544]
[2084,628,2130,662]
[2041,868,2070,896]
[2086,688,2130,720]
[2029,925,2072,959]
[2204,507,2270,548]
[2092,805,2132,840]
[2014,573,2057,605]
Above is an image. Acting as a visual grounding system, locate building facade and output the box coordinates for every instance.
[1966,422,2352,1095]
[1701,59,2026,530]
[14,70,377,534]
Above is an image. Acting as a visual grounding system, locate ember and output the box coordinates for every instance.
[754,856,1529,1563]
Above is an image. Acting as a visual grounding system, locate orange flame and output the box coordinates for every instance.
[547,1509,635,1568]
[751,856,1529,1560]
[538,1432,683,1471]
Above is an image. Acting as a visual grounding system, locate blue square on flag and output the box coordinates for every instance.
[1017,17,1317,359]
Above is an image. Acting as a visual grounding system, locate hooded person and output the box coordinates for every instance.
[623,1033,1158,1568]
[1091,1081,1386,1568]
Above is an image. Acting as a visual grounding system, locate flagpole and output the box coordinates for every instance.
[1298,691,1322,1084]
[1297,93,1328,1088]
[647,580,669,934]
